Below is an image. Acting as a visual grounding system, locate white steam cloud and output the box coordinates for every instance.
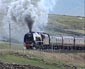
[0,0,56,42]
[38,0,57,13]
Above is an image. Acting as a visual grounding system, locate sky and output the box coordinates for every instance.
[0,0,84,16]
[50,0,85,16]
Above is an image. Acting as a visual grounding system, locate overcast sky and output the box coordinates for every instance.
[0,0,84,16]
[50,0,85,16]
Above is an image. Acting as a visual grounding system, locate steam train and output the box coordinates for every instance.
[24,32,85,50]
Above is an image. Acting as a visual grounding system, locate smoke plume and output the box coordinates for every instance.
[25,15,34,32]
[0,0,56,42]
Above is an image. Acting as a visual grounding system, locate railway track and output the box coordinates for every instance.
[40,49,85,53]
[0,48,85,53]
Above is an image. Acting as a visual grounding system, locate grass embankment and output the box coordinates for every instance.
[0,50,85,69]
[47,14,85,35]
[0,42,23,49]
[0,53,65,69]
[0,42,85,69]
[0,42,64,69]
[0,42,10,49]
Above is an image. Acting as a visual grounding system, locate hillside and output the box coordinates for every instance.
[46,14,85,36]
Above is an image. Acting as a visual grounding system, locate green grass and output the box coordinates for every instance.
[0,52,85,69]
[48,14,85,28]
[64,29,85,34]
[0,54,65,69]
[0,42,10,49]
[48,14,85,35]
[0,42,85,69]
[0,42,65,69]
[0,42,23,49]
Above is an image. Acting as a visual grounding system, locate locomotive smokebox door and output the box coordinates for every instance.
[24,32,34,49]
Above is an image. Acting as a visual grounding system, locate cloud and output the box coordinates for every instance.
[38,0,58,13]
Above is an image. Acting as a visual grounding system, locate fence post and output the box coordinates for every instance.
[9,23,11,49]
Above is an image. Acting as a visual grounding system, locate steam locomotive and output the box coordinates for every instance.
[24,32,85,50]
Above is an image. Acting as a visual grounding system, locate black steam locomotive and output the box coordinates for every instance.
[24,32,50,49]
[24,32,85,50]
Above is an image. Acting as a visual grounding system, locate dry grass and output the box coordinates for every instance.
[0,49,85,67]
[26,50,85,66]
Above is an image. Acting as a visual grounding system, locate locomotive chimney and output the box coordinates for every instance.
[25,15,34,32]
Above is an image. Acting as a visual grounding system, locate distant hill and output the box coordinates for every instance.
[46,14,85,36]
